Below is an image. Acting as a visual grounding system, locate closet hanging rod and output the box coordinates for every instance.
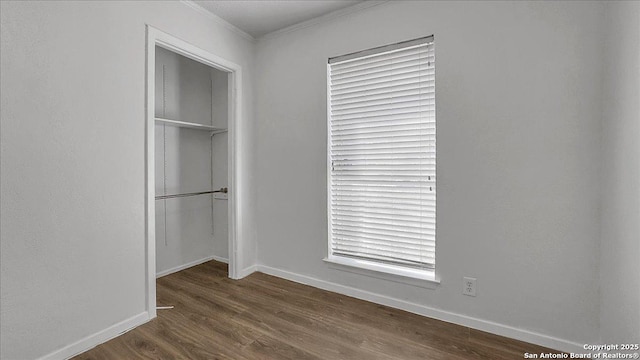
[155,187,228,200]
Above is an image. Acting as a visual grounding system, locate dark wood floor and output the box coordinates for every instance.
[74,261,558,359]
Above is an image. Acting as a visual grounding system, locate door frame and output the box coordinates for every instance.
[145,25,243,319]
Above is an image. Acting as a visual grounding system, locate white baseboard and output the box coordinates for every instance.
[256,265,584,354]
[37,312,149,360]
[235,264,257,279]
[211,255,229,264]
[156,255,216,278]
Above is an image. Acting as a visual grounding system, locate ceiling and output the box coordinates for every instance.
[192,0,364,38]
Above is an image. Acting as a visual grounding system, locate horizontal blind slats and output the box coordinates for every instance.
[332,191,436,202]
[331,112,434,127]
[332,251,435,269]
[331,96,434,116]
[331,77,434,97]
[333,225,435,242]
[331,57,435,83]
[329,39,435,269]
[333,118,435,132]
[331,148,434,157]
[332,65,435,87]
[332,213,436,231]
[332,107,434,122]
[331,92,436,113]
[331,82,433,104]
[333,139,436,150]
[331,74,435,94]
[333,130,436,143]
[332,186,436,193]
[333,145,436,152]
[333,159,436,166]
[332,242,434,260]
[332,201,437,216]
[332,196,436,207]
[330,46,433,73]
[331,43,433,72]
[333,129,436,141]
[332,248,435,265]
[332,237,435,251]
[331,207,436,227]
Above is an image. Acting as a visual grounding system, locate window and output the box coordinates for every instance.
[327,36,436,280]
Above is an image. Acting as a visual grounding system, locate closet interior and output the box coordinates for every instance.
[154,46,229,277]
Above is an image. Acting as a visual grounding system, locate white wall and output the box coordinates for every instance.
[0,1,255,359]
[254,1,606,349]
[600,0,640,343]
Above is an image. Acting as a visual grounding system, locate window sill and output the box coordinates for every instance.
[323,256,440,289]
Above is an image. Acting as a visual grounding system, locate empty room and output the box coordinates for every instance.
[1,1,638,359]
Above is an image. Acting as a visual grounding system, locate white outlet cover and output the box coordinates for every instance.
[463,277,477,297]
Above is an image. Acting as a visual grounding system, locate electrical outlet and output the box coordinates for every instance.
[463,277,477,297]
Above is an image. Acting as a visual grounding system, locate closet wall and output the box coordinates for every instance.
[155,47,228,275]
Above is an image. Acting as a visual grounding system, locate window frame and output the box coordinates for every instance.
[325,36,439,285]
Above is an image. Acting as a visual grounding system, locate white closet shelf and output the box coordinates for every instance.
[155,117,227,134]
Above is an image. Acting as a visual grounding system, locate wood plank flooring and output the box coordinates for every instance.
[74,261,560,359]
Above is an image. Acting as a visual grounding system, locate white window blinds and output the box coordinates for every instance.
[328,36,436,270]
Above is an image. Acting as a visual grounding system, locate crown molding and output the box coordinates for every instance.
[180,0,255,42]
[258,0,389,41]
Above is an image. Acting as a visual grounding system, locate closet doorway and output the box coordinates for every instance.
[145,26,242,319]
